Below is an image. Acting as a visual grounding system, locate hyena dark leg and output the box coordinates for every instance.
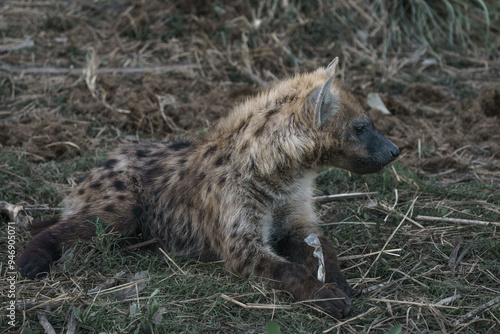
[225,233,350,318]
[17,166,142,279]
[273,227,353,297]
[30,217,60,236]
[17,216,97,279]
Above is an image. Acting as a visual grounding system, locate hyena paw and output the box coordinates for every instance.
[312,284,351,319]
[326,269,354,297]
[16,251,52,279]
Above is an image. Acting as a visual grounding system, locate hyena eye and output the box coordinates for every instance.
[354,125,365,135]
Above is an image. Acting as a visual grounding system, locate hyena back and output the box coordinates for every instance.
[17,58,399,318]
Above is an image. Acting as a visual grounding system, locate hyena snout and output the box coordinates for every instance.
[350,125,399,174]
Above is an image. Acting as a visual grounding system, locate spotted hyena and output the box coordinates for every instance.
[17,58,399,318]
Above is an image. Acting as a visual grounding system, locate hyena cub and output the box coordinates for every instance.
[17,58,399,318]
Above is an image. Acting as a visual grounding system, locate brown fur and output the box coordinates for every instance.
[17,62,399,318]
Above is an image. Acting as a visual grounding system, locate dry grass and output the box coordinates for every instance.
[1,0,499,333]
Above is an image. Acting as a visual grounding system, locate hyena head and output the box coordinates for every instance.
[310,58,399,174]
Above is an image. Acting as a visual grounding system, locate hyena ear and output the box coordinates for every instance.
[325,57,339,77]
[311,57,340,127]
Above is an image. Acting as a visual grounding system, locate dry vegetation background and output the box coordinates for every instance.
[0,0,499,333]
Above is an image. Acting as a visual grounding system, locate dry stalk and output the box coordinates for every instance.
[0,63,199,75]
[361,261,422,294]
[87,277,148,296]
[87,270,127,294]
[220,293,292,310]
[66,307,80,334]
[415,215,500,227]
[120,238,158,251]
[369,298,460,309]
[359,196,418,283]
[314,192,379,203]
[159,248,187,275]
[37,312,56,334]
[323,307,378,333]
[436,294,462,306]
[338,248,401,261]
[453,295,500,327]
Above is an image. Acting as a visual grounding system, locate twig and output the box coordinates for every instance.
[238,66,268,87]
[159,248,187,275]
[360,197,418,282]
[0,38,34,52]
[37,312,57,334]
[0,63,200,75]
[338,248,401,261]
[66,307,80,334]
[220,293,292,309]
[361,261,421,294]
[87,271,127,295]
[415,215,500,227]
[453,295,500,326]
[323,307,377,333]
[314,192,379,203]
[449,239,475,274]
[436,294,462,306]
[369,298,460,309]
[87,277,148,296]
[23,204,63,211]
[120,238,158,251]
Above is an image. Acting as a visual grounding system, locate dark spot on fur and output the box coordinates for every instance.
[198,172,206,179]
[265,107,280,120]
[203,146,217,158]
[99,159,118,170]
[207,185,212,193]
[236,120,249,133]
[118,195,126,200]
[146,159,158,166]
[132,205,143,219]
[219,176,226,185]
[162,174,172,185]
[82,204,91,215]
[179,169,185,181]
[169,140,193,150]
[77,174,88,184]
[114,180,127,191]
[78,189,85,195]
[104,204,115,213]
[100,171,117,180]
[254,124,266,137]
[239,141,249,154]
[215,156,223,166]
[103,195,110,200]
[148,166,164,180]
[90,182,102,190]
[136,150,150,158]
[179,158,187,165]
[150,151,166,158]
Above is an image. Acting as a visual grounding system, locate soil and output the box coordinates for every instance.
[1,1,499,184]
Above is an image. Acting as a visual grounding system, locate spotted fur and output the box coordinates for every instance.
[17,59,399,318]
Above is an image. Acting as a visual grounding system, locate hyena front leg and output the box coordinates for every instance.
[225,231,351,318]
[273,226,353,297]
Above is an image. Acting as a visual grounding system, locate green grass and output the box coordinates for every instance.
[2,156,498,332]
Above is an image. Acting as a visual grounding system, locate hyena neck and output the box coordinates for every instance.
[209,75,324,178]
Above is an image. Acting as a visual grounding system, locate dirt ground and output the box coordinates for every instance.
[1,1,499,185]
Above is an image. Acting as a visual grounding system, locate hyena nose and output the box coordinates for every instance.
[391,146,400,158]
